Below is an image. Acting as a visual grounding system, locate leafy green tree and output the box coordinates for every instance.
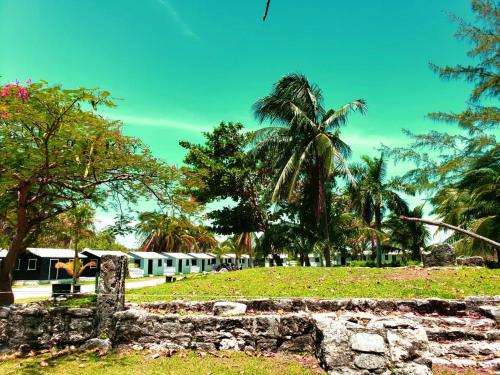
[0,82,170,304]
[384,0,498,190]
[180,122,271,235]
[349,154,410,267]
[251,73,366,266]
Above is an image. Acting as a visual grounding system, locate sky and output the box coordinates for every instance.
[0,0,476,247]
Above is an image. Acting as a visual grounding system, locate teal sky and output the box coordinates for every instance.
[0,0,476,246]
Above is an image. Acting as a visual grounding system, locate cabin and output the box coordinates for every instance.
[222,253,251,268]
[161,252,193,274]
[0,248,87,281]
[265,254,289,267]
[331,252,351,266]
[128,251,166,276]
[187,253,215,272]
[307,254,324,267]
[80,249,131,277]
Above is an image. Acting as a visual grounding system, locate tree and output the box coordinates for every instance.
[384,205,430,261]
[431,145,500,263]
[251,73,366,266]
[0,81,170,304]
[349,154,410,267]
[180,122,271,236]
[383,0,499,259]
[136,212,216,253]
[384,0,498,190]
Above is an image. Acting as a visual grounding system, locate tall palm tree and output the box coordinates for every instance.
[350,154,409,267]
[251,73,366,266]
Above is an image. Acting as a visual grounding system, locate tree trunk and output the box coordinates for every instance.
[0,183,30,305]
[305,254,311,267]
[299,251,305,266]
[272,253,282,266]
[400,216,500,250]
[0,249,17,305]
[375,206,382,268]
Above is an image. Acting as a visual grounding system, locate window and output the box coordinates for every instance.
[166,259,173,267]
[191,259,197,266]
[90,259,98,269]
[27,259,37,270]
[315,257,320,263]
[212,259,216,265]
[16,259,21,270]
[134,259,141,266]
[157,259,162,267]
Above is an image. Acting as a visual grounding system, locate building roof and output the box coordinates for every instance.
[222,253,250,259]
[266,254,288,259]
[0,250,6,258]
[129,251,167,259]
[26,248,87,259]
[161,252,194,260]
[187,253,215,260]
[82,249,132,258]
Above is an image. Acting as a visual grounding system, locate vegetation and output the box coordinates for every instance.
[0,0,498,304]
[126,267,500,302]
[0,350,323,375]
[384,0,499,262]
[0,82,172,304]
[251,73,366,266]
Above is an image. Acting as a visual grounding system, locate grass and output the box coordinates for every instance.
[125,266,500,302]
[0,350,324,375]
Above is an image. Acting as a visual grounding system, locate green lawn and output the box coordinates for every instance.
[0,350,323,375]
[126,267,500,302]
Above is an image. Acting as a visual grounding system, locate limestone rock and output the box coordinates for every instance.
[479,305,500,323]
[81,338,112,353]
[397,363,432,375]
[96,254,128,337]
[353,353,386,370]
[421,244,456,267]
[350,332,386,353]
[456,256,485,267]
[213,302,247,316]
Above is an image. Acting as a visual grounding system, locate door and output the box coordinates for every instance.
[48,259,59,280]
[147,259,153,275]
[178,259,182,274]
[201,259,205,272]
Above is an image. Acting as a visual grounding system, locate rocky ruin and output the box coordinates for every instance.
[0,297,498,374]
[421,244,457,267]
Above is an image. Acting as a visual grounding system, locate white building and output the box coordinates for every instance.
[187,253,216,272]
[265,254,289,267]
[161,252,193,274]
[129,251,166,276]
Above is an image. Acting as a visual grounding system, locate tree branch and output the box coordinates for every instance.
[399,216,500,250]
[263,0,271,21]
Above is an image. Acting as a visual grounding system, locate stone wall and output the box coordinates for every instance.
[0,305,96,350]
[1,298,498,374]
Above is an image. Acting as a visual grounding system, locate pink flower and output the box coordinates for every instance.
[1,111,8,118]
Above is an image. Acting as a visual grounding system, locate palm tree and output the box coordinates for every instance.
[251,73,366,266]
[432,146,500,264]
[136,212,198,253]
[350,154,409,267]
[384,204,430,261]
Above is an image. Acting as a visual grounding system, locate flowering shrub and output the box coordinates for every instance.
[0,79,30,118]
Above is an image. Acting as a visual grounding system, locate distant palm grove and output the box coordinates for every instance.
[0,0,498,305]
